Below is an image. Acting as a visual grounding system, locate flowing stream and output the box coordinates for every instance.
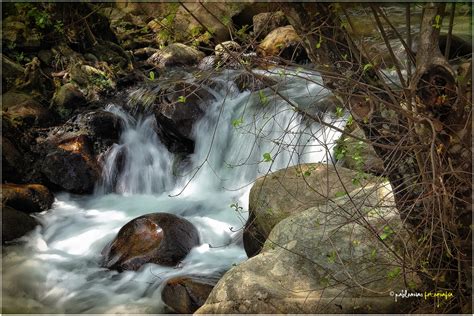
[2,68,344,313]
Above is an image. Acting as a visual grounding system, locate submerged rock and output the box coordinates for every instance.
[2,206,39,244]
[162,276,217,313]
[101,213,200,271]
[1,183,53,214]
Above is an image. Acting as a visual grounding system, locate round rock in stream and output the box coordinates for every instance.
[101,213,200,271]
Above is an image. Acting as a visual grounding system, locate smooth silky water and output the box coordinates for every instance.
[2,67,345,313]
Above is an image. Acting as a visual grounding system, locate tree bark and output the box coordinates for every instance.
[281,2,471,312]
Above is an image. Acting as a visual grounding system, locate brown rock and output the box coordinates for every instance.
[162,276,216,313]
[1,183,53,214]
[101,213,200,271]
[2,206,39,244]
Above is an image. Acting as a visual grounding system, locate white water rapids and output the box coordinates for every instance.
[2,68,345,313]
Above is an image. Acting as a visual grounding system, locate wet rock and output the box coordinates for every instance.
[197,55,217,71]
[162,276,217,313]
[252,11,288,39]
[101,213,200,271]
[197,183,418,314]
[2,206,39,244]
[1,183,53,214]
[41,135,100,193]
[147,43,205,69]
[153,81,215,153]
[234,72,277,92]
[244,163,375,257]
[257,25,307,63]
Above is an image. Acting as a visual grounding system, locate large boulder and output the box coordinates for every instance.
[46,109,122,154]
[101,213,200,271]
[1,183,53,214]
[36,109,122,193]
[147,43,205,69]
[41,135,100,193]
[197,183,419,313]
[244,163,374,257]
[162,276,217,313]
[257,25,307,63]
[2,206,40,244]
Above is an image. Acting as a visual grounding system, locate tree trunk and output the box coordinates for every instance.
[281,2,471,312]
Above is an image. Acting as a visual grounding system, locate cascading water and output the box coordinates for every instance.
[97,105,174,195]
[1,67,345,313]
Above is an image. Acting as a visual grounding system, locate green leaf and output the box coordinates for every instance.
[370,248,377,260]
[177,95,187,103]
[327,251,337,263]
[231,117,243,128]
[149,71,155,81]
[363,63,373,72]
[335,106,344,118]
[263,152,273,162]
[387,267,401,279]
[315,42,321,49]
[346,115,354,126]
[380,225,394,240]
[335,191,347,198]
[258,90,269,106]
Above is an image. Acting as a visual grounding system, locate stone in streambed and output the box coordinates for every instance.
[2,206,40,244]
[101,213,200,271]
[1,183,54,214]
[162,276,217,313]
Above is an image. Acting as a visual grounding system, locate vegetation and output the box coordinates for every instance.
[1,1,471,313]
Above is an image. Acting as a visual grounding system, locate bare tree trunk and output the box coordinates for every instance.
[281,2,471,312]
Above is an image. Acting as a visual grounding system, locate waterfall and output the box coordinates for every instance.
[2,67,344,313]
[97,104,174,195]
